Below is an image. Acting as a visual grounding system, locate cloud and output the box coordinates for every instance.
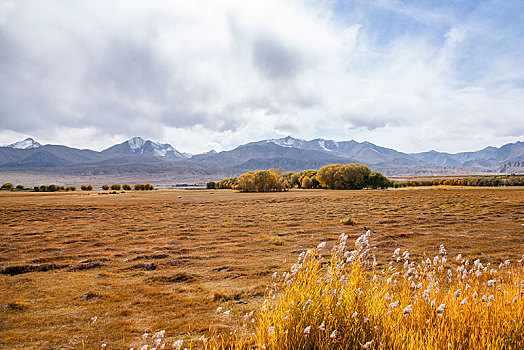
[0,0,523,154]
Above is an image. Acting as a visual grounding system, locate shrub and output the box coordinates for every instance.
[101,184,109,191]
[1,183,13,190]
[81,185,88,191]
[300,175,313,189]
[368,171,391,189]
[47,184,58,192]
[206,181,216,189]
[290,172,301,187]
[122,184,132,191]
[134,184,143,191]
[216,178,238,189]
[340,216,358,225]
[298,170,321,189]
[110,184,121,191]
[15,184,24,190]
[236,169,288,192]
[144,183,153,190]
[317,164,372,190]
[87,184,93,191]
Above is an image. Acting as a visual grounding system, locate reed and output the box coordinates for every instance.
[255,231,524,349]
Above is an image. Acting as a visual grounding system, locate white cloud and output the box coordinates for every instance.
[0,0,522,154]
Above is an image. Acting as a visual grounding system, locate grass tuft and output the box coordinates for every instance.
[340,216,358,225]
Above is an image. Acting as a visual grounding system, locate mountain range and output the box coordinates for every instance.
[1,136,523,178]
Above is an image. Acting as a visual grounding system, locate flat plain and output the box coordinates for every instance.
[1,187,523,349]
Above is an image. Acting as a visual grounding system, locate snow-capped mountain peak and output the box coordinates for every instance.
[127,137,146,150]
[269,136,306,148]
[101,137,189,160]
[6,138,42,149]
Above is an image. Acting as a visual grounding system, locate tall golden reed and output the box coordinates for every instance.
[255,231,524,349]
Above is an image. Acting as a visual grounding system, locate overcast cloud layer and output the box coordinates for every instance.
[0,0,523,154]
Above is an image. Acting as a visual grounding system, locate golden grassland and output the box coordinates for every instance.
[0,187,523,349]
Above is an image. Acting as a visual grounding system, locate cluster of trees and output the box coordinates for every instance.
[2,183,78,192]
[236,169,289,192]
[290,164,391,190]
[99,183,153,191]
[2,182,157,192]
[215,169,289,192]
[216,177,239,189]
[290,170,322,189]
[315,164,390,190]
[396,174,524,188]
[133,183,154,191]
[1,183,14,190]
[32,185,76,192]
[213,164,392,192]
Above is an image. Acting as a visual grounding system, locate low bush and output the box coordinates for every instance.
[133,183,154,191]
[1,183,14,190]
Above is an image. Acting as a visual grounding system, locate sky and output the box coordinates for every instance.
[0,0,523,154]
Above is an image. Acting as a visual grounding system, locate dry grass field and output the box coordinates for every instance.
[1,187,523,349]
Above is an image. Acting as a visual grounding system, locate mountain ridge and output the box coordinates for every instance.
[1,136,523,176]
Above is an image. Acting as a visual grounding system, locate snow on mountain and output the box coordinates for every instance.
[128,137,146,150]
[269,136,306,148]
[6,138,42,149]
[268,136,342,153]
[102,137,187,160]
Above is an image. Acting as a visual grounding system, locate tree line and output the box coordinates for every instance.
[210,163,392,192]
[1,183,155,192]
[394,174,524,188]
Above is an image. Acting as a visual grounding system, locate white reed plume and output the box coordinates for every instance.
[304,326,311,335]
[454,289,461,299]
[403,305,412,317]
[363,340,374,349]
[153,330,165,339]
[436,303,446,316]
[172,340,183,350]
[389,301,399,308]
